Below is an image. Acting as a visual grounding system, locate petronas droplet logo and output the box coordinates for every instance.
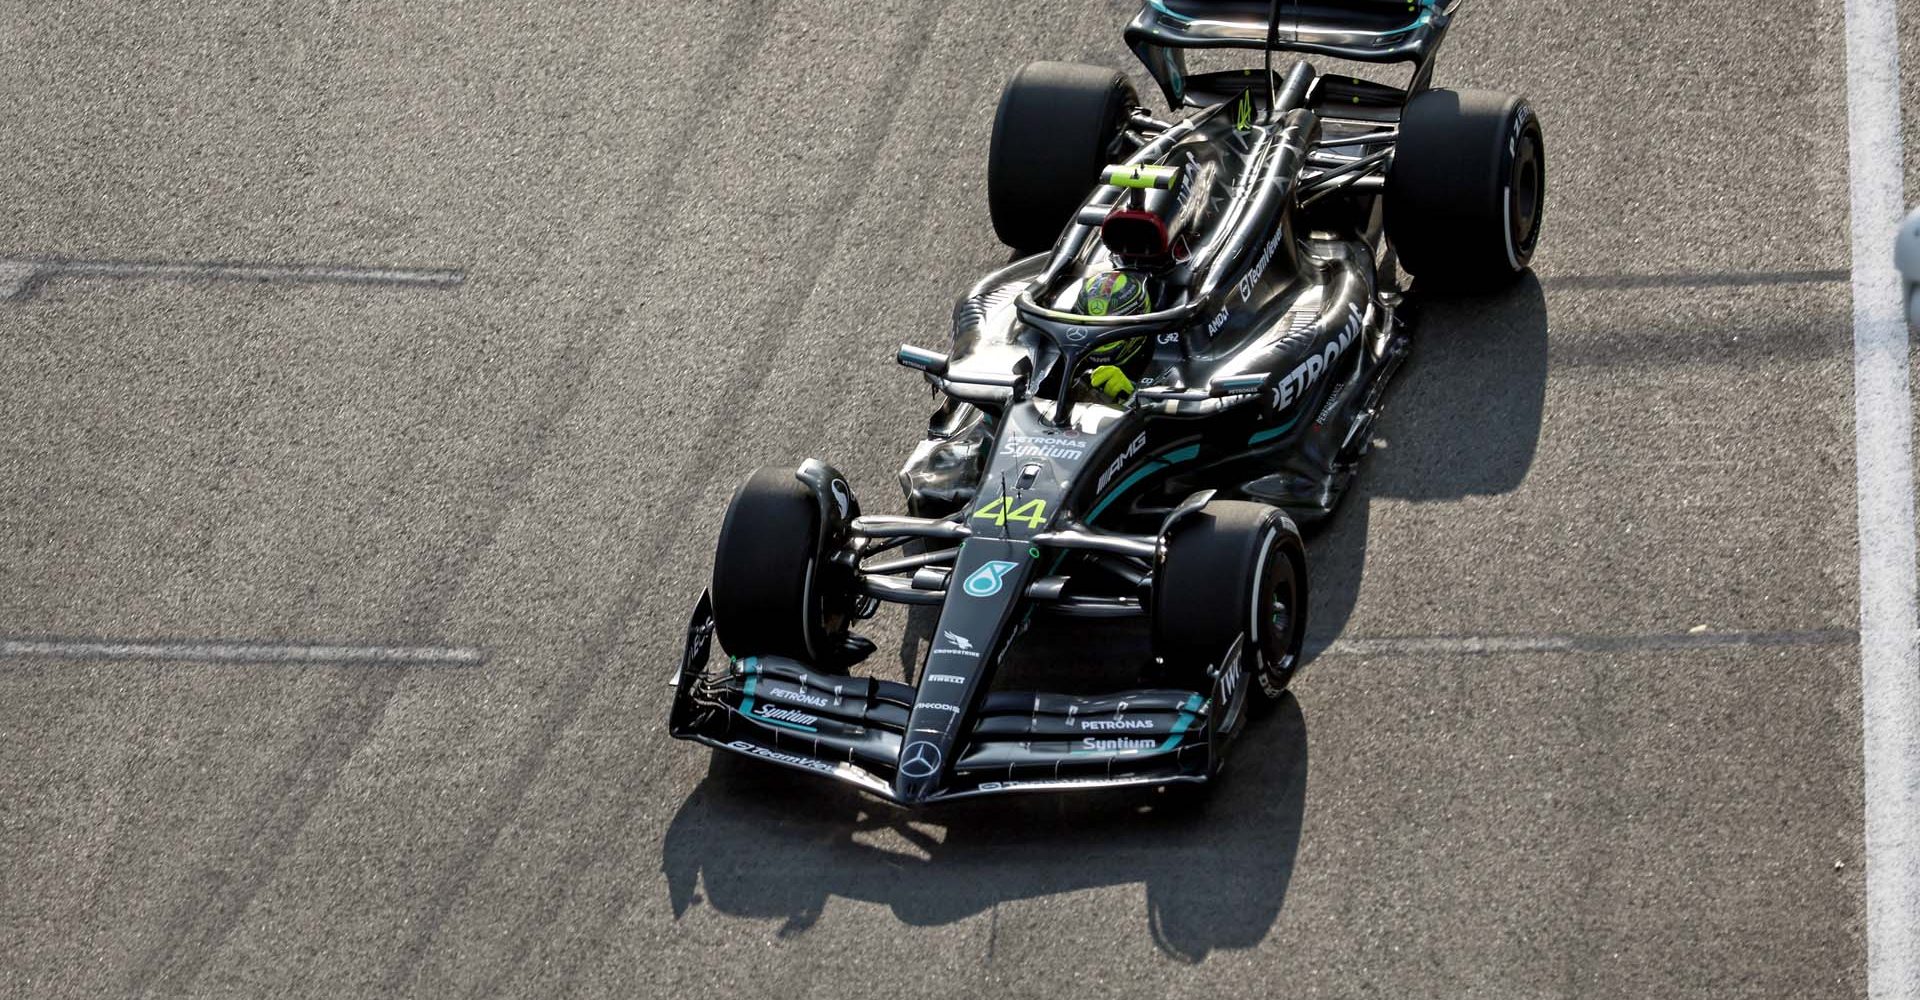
[962,560,1019,598]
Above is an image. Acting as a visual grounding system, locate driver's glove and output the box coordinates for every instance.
[1090,365,1135,402]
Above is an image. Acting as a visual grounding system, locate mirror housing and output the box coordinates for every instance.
[896,344,950,376]
[1898,207,1920,330]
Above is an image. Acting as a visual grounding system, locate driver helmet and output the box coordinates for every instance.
[1074,270,1150,368]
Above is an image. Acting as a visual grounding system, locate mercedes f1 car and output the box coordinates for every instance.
[669,0,1546,804]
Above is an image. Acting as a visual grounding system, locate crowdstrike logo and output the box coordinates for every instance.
[933,631,981,658]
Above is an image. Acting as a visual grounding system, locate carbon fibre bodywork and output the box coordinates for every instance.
[667,1,1507,807]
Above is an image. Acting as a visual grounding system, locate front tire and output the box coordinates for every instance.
[1153,501,1309,705]
[710,467,854,663]
[1385,88,1546,291]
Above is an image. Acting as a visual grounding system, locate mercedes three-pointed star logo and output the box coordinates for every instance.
[899,740,942,779]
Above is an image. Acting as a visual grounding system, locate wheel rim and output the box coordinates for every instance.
[1256,545,1300,695]
[1508,127,1544,262]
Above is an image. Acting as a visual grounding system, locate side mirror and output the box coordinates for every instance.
[1899,208,1920,330]
[896,345,950,377]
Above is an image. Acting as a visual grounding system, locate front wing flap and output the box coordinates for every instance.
[668,593,1229,804]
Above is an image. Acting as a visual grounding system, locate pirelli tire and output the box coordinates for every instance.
[710,467,856,663]
[988,61,1139,254]
[1385,88,1546,291]
[1153,500,1309,708]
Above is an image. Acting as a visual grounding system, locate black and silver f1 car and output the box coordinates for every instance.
[670,0,1546,805]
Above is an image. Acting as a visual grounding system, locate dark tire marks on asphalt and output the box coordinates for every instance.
[372,2,957,994]
[120,6,778,996]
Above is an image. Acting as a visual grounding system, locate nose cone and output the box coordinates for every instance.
[892,739,946,803]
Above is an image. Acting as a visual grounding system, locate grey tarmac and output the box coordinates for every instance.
[0,1,1909,997]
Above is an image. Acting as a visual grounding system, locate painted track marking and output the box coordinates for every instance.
[0,637,484,667]
[1309,628,1854,659]
[1846,0,1918,994]
[0,256,465,301]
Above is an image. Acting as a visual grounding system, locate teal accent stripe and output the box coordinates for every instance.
[1156,695,1206,751]
[1086,444,1201,523]
[1158,716,1192,751]
[1147,0,1195,23]
[1248,414,1301,446]
[735,674,820,732]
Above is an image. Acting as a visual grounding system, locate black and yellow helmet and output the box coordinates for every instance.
[1075,271,1151,367]
[1075,270,1151,317]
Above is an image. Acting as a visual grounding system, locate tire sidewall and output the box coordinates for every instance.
[1500,100,1545,272]
[1154,502,1309,704]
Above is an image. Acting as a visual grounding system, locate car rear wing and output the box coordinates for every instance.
[1125,0,1459,107]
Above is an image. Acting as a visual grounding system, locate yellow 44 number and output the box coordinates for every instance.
[973,497,1047,528]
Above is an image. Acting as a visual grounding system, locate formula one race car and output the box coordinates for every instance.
[669,0,1545,804]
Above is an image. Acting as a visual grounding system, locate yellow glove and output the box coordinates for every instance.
[1090,365,1134,402]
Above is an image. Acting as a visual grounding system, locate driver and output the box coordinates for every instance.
[1073,270,1153,403]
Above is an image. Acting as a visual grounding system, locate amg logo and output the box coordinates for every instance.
[1081,736,1156,752]
[754,704,819,726]
[1095,432,1148,495]
[767,686,829,708]
[1081,717,1156,731]
[726,740,836,774]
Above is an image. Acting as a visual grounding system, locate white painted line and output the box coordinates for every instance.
[1847,0,1919,993]
[0,256,464,301]
[1311,628,1854,658]
[0,637,484,667]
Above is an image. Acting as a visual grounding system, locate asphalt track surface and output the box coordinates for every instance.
[1,2,1914,997]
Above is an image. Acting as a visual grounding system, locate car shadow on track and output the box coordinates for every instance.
[660,276,1546,962]
[1306,273,1550,643]
[661,692,1306,963]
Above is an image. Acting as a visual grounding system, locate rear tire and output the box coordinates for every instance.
[1153,501,1309,705]
[711,467,852,663]
[988,61,1139,254]
[1385,88,1546,291]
